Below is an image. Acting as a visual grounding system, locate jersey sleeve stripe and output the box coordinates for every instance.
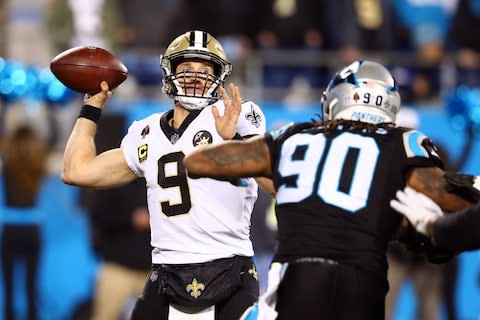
[403,130,428,158]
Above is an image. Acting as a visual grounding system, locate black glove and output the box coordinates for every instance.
[444,172,480,203]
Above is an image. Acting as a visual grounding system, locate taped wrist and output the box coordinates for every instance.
[78,105,102,123]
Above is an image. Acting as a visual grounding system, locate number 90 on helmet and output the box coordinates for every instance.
[321,60,401,124]
[160,30,232,110]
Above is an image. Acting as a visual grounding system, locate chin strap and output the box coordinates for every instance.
[176,96,212,110]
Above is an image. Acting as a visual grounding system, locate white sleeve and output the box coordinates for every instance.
[237,101,267,136]
[120,121,144,177]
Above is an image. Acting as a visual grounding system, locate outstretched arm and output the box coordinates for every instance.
[393,169,480,252]
[395,167,476,257]
[183,135,272,179]
[212,84,275,195]
[391,186,480,251]
[407,167,475,212]
[62,81,136,188]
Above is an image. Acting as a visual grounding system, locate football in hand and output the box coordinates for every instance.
[50,46,128,95]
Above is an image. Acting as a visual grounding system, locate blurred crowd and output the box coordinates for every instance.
[0,0,478,104]
[41,0,480,104]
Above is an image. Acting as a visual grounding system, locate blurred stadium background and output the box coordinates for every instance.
[1,0,480,319]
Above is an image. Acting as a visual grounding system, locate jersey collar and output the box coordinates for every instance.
[159,109,202,144]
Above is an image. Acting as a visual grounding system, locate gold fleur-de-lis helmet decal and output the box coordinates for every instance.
[186,278,205,299]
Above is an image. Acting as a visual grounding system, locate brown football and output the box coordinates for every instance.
[50,46,128,95]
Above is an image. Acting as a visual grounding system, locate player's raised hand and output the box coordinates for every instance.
[83,81,113,109]
[390,186,443,235]
[212,83,242,139]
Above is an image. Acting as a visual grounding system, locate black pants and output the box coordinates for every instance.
[1,225,41,320]
[130,256,259,320]
[276,259,388,320]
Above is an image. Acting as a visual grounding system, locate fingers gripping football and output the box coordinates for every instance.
[83,81,112,109]
[50,46,127,95]
[390,187,444,235]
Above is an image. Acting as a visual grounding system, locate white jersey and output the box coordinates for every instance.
[121,100,266,264]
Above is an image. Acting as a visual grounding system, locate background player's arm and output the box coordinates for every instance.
[62,82,137,188]
[184,135,272,179]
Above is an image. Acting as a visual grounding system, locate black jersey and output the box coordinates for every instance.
[265,120,443,275]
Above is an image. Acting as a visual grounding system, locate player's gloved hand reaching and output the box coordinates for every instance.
[390,186,444,236]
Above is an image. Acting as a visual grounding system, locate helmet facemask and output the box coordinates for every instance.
[160,31,232,110]
[322,61,401,124]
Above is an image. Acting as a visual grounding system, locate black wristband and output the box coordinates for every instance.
[78,105,102,123]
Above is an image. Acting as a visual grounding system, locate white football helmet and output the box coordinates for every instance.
[160,30,232,110]
[322,60,401,124]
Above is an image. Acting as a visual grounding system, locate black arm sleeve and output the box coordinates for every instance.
[434,206,480,252]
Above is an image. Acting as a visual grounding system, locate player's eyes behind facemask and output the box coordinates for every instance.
[173,71,216,98]
[174,70,214,83]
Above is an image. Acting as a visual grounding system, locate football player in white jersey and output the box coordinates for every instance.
[62,30,267,320]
